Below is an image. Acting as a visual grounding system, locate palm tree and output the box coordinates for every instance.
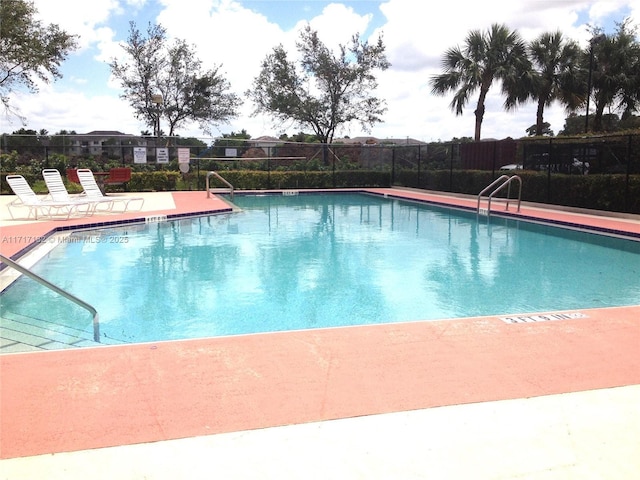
[430,23,530,141]
[590,20,640,132]
[525,31,585,136]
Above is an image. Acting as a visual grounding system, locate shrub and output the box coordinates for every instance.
[129,171,180,191]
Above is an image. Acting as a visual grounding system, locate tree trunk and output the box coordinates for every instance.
[474,88,488,141]
[593,99,606,132]
[536,98,545,136]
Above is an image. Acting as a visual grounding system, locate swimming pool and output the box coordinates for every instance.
[2,192,639,345]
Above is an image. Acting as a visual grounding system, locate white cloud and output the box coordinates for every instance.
[93,27,121,63]
[125,0,148,8]
[364,0,638,140]
[589,0,630,22]
[32,0,122,51]
[7,0,639,141]
[8,87,142,135]
[303,3,373,47]
[156,0,283,93]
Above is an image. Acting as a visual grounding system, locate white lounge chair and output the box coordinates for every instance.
[76,168,144,212]
[5,174,92,220]
[42,168,113,213]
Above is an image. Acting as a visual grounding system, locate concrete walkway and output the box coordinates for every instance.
[1,385,638,479]
[1,189,639,479]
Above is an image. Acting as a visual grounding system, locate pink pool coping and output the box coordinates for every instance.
[1,188,639,459]
[0,191,233,258]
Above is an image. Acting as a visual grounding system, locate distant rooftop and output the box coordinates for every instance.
[83,130,131,136]
[337,136,427,145]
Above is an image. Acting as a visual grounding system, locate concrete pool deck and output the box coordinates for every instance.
[1,188,639,478]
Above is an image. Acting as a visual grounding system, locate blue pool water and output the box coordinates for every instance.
[2,192,640,344]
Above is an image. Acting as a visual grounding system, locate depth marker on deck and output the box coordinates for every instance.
[145,215,168,223]
[500,312,588,324]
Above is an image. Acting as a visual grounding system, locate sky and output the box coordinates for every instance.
[4,0,640,142]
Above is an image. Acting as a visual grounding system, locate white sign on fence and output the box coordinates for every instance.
[133,147,147,164]
[156,147,169,164]
[178,147,190,164]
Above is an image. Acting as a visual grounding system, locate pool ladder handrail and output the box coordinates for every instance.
[0,253,100,342]
[206,171,234,199]
[477,175,522,216]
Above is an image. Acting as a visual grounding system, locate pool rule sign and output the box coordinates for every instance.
[156,147,169,164]
[133,147,147,164]
[178,147,190,173]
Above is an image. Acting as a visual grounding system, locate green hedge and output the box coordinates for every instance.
[129,171,181,191]
[2,168,639,214]
[396,169,640,213]
[201,170,391,190]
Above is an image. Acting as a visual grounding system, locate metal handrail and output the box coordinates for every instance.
[0,253,100,342]
[206,171,234,199]
[477,175,522,216]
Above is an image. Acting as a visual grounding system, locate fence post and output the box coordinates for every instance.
[489,140,494,175]
[43,140,49,168]
[391,146,396,185]
[548,137,554,202]
[196,151,200,190]
[417,144,422,188]
[625,134,631,212]
[331,144,336,187]
[267,146,271,189]
[449,144,454,192]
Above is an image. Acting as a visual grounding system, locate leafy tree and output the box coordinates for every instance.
[525,31,584,136]
[450,136,474,143]
[110,23,164,136]
[210,130,251,157]
[50,129,76,151]
[618,114,640,131]
[526,122,553,137]
[11,127,37,135]
[5,127,37,149]
[559,112,620,135]
[1,127,44,154]
[430,23,530,141]
[248,25,390,144]
[0,0,78,120]
[110,22,241,138]
[173,136,207,148]
[279,131,322,143]
[588,20,640,132]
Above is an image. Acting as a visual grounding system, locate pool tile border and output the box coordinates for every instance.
[0,200,233,262]
[369,189,640,240]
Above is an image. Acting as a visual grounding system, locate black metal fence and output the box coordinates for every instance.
[2,133,639,212]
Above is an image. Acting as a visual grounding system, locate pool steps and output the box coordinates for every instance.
[0,312,120,353]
